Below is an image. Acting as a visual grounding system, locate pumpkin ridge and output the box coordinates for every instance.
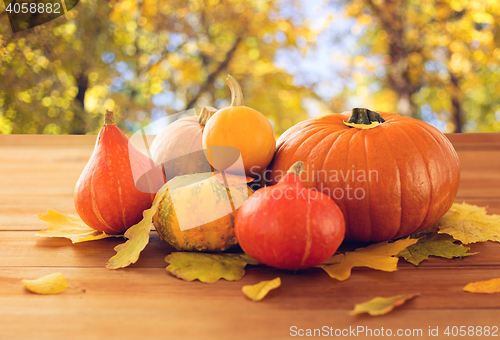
[389,123,433,237]
[318,128,355,234]
[278,123,326,152]
[299,198,313,268]
[405,121,457,227]
[339,129,358,241]
[375,128,403,241]
[116,177,127,231]
[286,125,334,172]
[310,129,347,183]
[89,166,118,233]
[362,132,373,240]
[315,128,353,195]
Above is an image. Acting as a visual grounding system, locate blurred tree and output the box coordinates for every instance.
[0,0,316,135]
[343,0,500,132]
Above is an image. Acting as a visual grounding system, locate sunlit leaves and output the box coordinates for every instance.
[464,278,500,294]
[350,293,420,316]
[37,210,123,243]
[22,273,68,295]
[242,277,281,301]
[344,0,500,132]
[435,202,500,244]
[319,239,419,281]
[0,0,316,135]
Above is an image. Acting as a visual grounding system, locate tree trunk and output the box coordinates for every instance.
[368,0,417,117]
[450,72,463,133]
[71,73,89,134]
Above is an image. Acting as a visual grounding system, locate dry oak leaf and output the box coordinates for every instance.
[397,233,478,266]
[350,293,420,316]
[106,188,167,269]
[319,238,418,281]
[22,272,68,294]
[242,277,281,301]
[165,253,259,283]
[464,278,500,294]
[37,210,123,243]
[436,202,500,244]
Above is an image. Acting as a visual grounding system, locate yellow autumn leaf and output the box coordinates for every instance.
[319,238,418,281]
[165,253,259,283]
[37,210,123,243]
[242,277,281,301]
[22,272,68,294]
[106,187,167,269]
[464,278,500,294]
[350,293,420,316]
[436,202,500,244]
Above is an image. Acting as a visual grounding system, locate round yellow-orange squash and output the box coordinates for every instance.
[202,75,275,177]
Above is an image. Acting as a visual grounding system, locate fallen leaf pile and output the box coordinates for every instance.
[35,202,500,308]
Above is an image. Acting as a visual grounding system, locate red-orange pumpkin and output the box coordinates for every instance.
[74,110,165,234]
[235,161,345,270]
[150,107,216,181]
[267,108,461,243]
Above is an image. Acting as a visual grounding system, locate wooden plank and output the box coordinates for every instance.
[3,266,500,310]
[1,133,500,340]
[2,267,500,340]
[1,230,500,269]
[1,304,498,340]
[0,134,97,146]
[0,231,171,268]
[446,132,500,149]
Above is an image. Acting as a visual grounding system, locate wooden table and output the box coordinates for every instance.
[1,133,500,340]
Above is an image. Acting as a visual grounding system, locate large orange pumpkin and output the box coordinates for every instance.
[267,108,461,243]
[150,107,216,181]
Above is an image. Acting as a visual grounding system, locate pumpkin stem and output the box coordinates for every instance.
[346,108,385,125]
[226,74,244,107]
[104,110,116,126]
[198,106,217,126]
[287,161,305,177]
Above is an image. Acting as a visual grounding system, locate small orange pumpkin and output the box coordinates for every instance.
[202,75,275,177]
[268,108,461,243]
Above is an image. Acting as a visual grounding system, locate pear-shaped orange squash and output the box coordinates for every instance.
[74,110,165,234]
